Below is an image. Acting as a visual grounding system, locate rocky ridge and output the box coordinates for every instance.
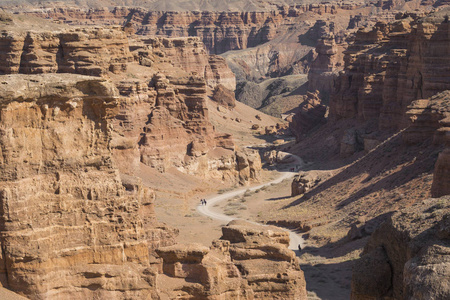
[0,27,133,76]
[0,17,288,298]
[279,9,450,299]
[156,220,307,299]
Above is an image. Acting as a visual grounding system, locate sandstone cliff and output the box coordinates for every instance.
[18,3,363,54]
[330,10,450,130]
[288,91,327,141]
[0,27,134,76]
[157,220,307,299]
[0,74,177,299]
[403,90,450,198]
[0,23,261,185]
[351,197,450,300]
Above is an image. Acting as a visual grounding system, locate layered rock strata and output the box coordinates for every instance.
[307,32,343,98]
[0,74,177,299]
[0,26,261,184]
[19,3,362,54]
[157,220,307,299]
[288,91,327,141]
[0,27,133,76]
[330,10,450,130]
[403,90,450,197]
[351,197,450,300]
[111,70,260,184]
[119,36,260,183]
[141,37,236,90]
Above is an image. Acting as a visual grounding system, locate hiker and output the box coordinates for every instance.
[204,200,207,205]
[298,244,302,251]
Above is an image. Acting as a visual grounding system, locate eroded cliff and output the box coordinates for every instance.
[156,220,307,299]
[17,3,363,54]
[0,23,261,186]
[330,10,450,130]
[0,74,177,299]
[351,197,450,300]
[403,90,450,198]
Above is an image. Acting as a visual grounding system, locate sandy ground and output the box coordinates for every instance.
[0,288,28,300]
[152,146,357,299]
[196,151,306,250]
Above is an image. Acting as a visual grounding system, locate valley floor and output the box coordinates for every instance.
[151,142,359,300]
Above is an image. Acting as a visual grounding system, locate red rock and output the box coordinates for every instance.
[18,3,368,55]
[402,91,450,197]
[330,11,450,131]
[289,91,327,141]
[351,198,450,300]
[0,74,177,298]
[211,84,236,108]
[156,221,307,299]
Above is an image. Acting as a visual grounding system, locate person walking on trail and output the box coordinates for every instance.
[204,200,207,206]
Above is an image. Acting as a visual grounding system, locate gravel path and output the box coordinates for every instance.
[197,151,305,251]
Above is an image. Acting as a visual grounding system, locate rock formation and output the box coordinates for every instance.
[17,3,364,54]
[351,197,450,300]
[0,74,177,299]
[307,31,342,98]
[432,140,450,197]
[0,27,134,76]
[0,24,261,185]
[157,220,307,299]
[211,84,236,108]
[291,171,330,197]
[403,90,450,197]
[236,149,262,185]
[288,91,327,141]
[142,37,236,90]
[330,10,450,130]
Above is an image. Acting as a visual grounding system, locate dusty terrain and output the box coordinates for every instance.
[0,1,448,299]
[151,143,359,300]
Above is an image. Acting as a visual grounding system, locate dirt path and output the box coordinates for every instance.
[197,151,305,251]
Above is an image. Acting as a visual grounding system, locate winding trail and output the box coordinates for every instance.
[197,151,305,252]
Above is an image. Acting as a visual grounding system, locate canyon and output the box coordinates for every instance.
[0,1,448,300]
[0,10,303,299]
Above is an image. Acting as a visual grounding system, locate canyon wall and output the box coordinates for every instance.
[19,3,362,54]
[0,74,177,299]
[330,10,450,130]
[320,11,450,299]
[0,25,261,185]
[403,90,450,198]
[351,197,450,300]
[0,27,134,76]
[0,23,298,298]
[325,10,450,194]
[0,38,265,299]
